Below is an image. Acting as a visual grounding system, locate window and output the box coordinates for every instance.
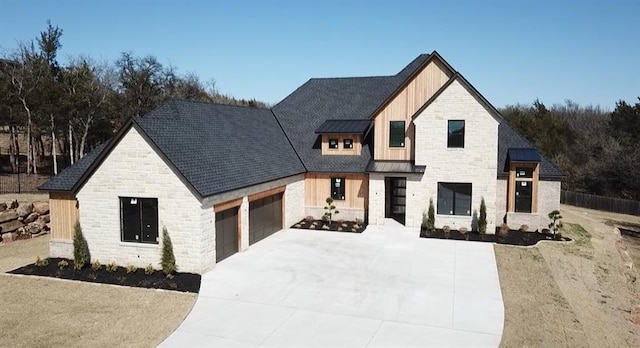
[389,121,405,147]
[331,177,345,200]
[437,183,472,216]
[328,138,339,149]
[515,181,532,213]
[120,197,158,243]
[447,120,465,148]
[343,138,353,149]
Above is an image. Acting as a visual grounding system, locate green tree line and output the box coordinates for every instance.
[500,98,640,200]
[0,21,266,175]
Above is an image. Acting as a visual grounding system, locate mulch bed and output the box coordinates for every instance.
[420,228,571,246]
[291,219,367,233]
[8,258,201,293]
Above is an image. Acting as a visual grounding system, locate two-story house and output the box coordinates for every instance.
[40,51,562,274]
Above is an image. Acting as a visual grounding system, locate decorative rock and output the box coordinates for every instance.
[0,210,19,223]
[26,221,42,235]
[44,223,51,231]
[2,232,17,242]
[16,203,32,218]
[0,202,7,212]
[38,214,50,224]
[0,220,24,233]
[32,202,49,215]
[9,200,18,209]
[24,212,39,224]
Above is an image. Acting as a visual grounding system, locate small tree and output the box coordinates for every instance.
[72,220,89,270]
[478,198,487,234]
[160,227,177,277]
[323,197,339,224]
[426,198,435,233]
[548,210,563,238]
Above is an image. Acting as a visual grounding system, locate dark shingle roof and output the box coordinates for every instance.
[39,141,109,192]
[133,100,305,197]
[498,121,562,178]
[315,120,372,134]
[41,100,306,198]
[273,54,431,172]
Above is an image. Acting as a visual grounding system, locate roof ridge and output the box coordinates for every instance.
[308,75,395,81]
[165,98,269,111]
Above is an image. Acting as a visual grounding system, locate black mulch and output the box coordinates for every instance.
[420,228,571,246]
[291,219,367,233]
[8,258,201,293]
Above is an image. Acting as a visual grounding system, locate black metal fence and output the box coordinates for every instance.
[561,190,640,216]
[0,174,50,193]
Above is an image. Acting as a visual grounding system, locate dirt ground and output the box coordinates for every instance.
[497,204,640,347]
[0,235,196,348]
[0,192,48,203]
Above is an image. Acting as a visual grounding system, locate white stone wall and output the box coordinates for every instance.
[368,174,386,225]
[411,79,499,232]
[496,178,508,226]
[50,239,73,258]
[75,127,204,273]
[304,207,364,222]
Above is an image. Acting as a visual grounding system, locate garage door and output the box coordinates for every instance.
[215,207,239,262]
[249,193,283,245]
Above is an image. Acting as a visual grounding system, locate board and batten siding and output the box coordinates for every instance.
[304,173,368,221]
[49,192,79,240]
[373,59,452,161]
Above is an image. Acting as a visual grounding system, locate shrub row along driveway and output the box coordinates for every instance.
[161,220,504,347]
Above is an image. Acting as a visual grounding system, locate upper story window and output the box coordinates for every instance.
[120,197,158,244]
[328,138,339,149]
[343,138,353,149]
[389,121,405,147]
[331,177,345,200]
[447,120,465,148]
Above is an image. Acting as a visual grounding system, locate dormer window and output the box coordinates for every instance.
[344,139,353,149]
[328,139,339,149]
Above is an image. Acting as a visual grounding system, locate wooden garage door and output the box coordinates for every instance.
[215,207,239,262]
[249,193,283,245]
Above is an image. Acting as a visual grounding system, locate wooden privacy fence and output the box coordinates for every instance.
[561,190,640,216]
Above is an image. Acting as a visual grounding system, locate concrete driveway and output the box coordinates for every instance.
[160,220,504,347]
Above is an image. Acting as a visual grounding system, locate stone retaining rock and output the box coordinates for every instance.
[0,219,24,233]
[16,203,33,218]
[24,212,39,224]
[0,210,18,223]
[33,202,49,215]
[0,202,7,212]
[0,201,51,243]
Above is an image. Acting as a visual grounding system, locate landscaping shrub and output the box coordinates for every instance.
[35,256,48,267]
[443,225,451,237]
[126,264,137,274]
[57,259,69,270]
[499,223,510,237]
[548,210,563,239]
[106,262,118,272]
[160,227,177,277]
[72,220,90,270]
[478,198,487,234]
[91,260,101,271]
[425,199,435,233]
[145,264,154,275]
[323,197,339,223]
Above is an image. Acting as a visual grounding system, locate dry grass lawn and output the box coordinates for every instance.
[0,235,196,348]
[497,205,640,347]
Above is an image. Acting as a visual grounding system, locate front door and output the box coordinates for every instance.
[385,177,406,225]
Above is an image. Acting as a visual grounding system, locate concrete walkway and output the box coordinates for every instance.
[160,220,504,347]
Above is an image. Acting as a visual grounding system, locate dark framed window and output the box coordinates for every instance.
[515,181,532,213]
[447,120,465,148]
[389,121,405,147]
[328,138,339,149]
[437,183,472,216]
[120,197,158,243]
[343,138,353,149]
[331,177,345,200]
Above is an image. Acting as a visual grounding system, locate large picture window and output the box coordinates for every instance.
[437,183,472,216]
[447,120,465,148]
[120,197,158,243]
[389,121,405,147]
[331,177,345,200]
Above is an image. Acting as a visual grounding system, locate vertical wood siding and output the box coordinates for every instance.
[49,192,79,240]
[304,173,368,209]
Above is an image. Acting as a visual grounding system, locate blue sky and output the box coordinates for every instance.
[1,0,638,109]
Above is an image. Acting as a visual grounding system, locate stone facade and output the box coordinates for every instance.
[75,127,204,273]
[68,126,306,274]
[413,80,498,232]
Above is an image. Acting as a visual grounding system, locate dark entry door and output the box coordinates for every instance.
[215,207,239,262]
[385,177,406,224]
[249,193,283,245]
